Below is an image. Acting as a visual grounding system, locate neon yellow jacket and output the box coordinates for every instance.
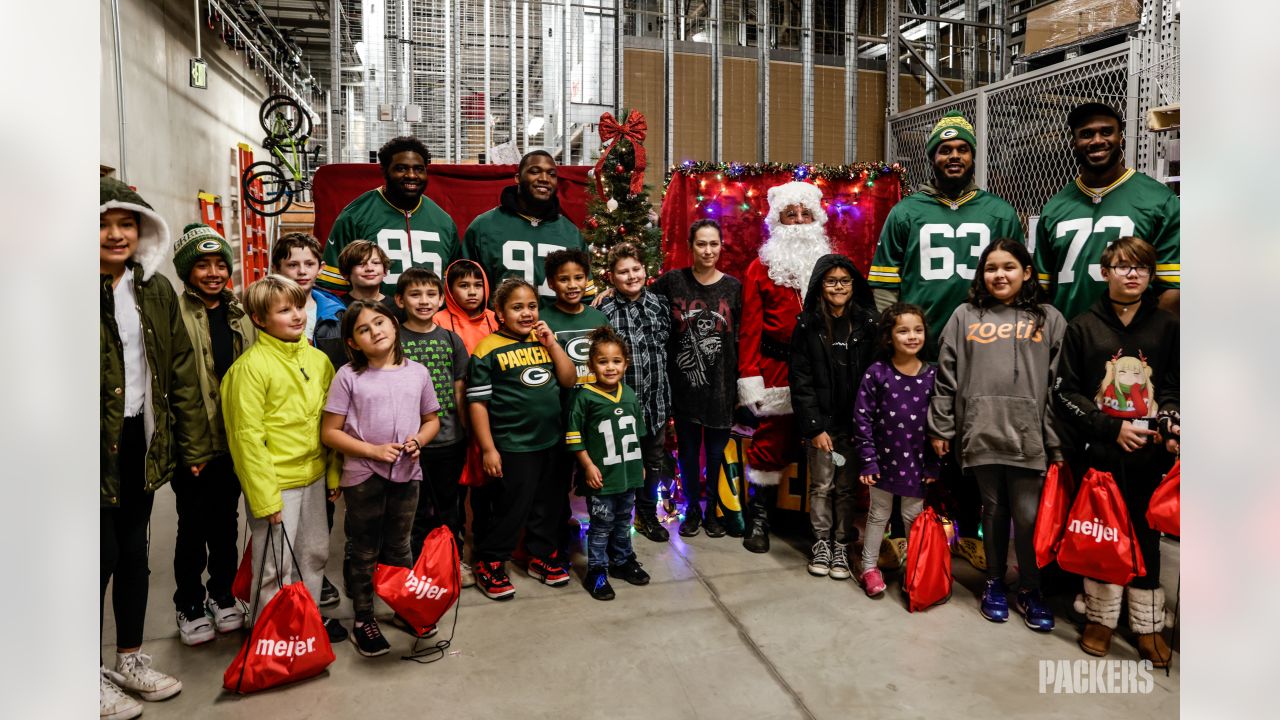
[221,330,337,517]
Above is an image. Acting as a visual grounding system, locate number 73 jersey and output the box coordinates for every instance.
[1033,169,1180,320]
[869,188,1024,343]
[565,383,648,496]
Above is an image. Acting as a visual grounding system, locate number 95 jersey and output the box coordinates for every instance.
[869,188,1024,348]
[565,383,648,496]
[1033,169,1179,320]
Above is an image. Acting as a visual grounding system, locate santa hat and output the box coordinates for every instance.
[764,181,827,232]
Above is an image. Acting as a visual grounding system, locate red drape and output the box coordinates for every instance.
[311,163,593,247]
[659,170,903,280]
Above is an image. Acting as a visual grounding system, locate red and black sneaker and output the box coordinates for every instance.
[526,555,571,587]
[474,560,516,600]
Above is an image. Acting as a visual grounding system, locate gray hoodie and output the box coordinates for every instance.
[928,301,1066,471]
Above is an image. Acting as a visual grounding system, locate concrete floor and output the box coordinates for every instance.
[105,489,1179,719]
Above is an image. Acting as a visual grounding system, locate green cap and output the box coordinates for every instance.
[173,222,234,283]
[925,110,977,158]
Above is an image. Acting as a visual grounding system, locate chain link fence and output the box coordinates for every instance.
[888,44,1134,225]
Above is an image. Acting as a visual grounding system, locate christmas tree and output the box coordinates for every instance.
[583,108,663,287]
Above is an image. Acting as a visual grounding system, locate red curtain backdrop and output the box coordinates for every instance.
[659,165,904,281]
[311,163,593,247]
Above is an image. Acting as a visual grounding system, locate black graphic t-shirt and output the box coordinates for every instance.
[400,326,469,446]
[652,268,742,428]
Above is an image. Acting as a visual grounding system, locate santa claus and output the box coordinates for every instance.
[736,181,833,553]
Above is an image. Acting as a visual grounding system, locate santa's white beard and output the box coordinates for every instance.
[758,222,832,299]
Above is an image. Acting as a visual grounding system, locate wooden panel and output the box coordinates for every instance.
[768,62,803,162]
[857,69,888,161]
[723,57,759,163]
[813,66,847,164]
[673,53,712,164]
[622,48,666,182]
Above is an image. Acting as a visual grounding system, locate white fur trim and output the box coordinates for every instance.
[1126,587,1167,634]
[765,181,828,232]
[737,376,767,410]
[755,386,793,417]
[100,199,171,281]
[1082,578,1124,629]
[745,465,783,487]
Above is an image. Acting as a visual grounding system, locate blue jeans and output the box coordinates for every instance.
[587,490,636,571]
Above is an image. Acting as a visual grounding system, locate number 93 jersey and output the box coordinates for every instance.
[565,383,648,496]
[869,188,1024,345]
[1033,169,1179,320]
[463,202,586,299]
[319,189,461,296]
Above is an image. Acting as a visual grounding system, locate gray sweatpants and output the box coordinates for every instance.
[860,486,924,572]
[246,478,329,623]
[806,436,856,544]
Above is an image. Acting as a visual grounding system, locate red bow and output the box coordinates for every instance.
[595,109,648,200]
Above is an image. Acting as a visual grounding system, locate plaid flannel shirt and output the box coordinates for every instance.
[598,289,672,430]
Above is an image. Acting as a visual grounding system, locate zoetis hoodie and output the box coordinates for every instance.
[928,300,1067,471]
[436,258,499,352]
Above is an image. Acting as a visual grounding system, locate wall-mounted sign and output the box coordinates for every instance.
[190,58,208,89]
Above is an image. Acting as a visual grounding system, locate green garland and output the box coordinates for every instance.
[663,161,907,189]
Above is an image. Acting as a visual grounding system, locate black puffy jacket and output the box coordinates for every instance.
[789,254,878,440]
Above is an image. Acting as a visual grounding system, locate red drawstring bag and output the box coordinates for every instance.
[904,507,952,612]
[374,526,461,637]
[1055,469,1147,586]
[458,442,487,487]
[224,526,335,693]
[231,538,253,603]
[1146,459,1180,537]
[1034,463,1074,568]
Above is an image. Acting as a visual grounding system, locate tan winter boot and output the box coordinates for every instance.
[1128,587,1172,668]
[1079,578,1123,657]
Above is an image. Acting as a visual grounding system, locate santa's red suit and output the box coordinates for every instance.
[736,181,833,490]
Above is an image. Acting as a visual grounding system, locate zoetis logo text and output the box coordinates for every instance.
[1068,516,1119,543]
[1039,659,1153,694]
[255,634,319,659]
[405,571,450,601]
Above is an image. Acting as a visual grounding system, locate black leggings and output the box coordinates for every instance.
[472,447,555,563]
[101,417,155,650]
[171,453,241,609]
[674,418,731,514]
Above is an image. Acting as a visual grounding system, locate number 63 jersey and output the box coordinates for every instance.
[565,383,648,496]
[1033,169,1180,320]
[869,188,1024,347]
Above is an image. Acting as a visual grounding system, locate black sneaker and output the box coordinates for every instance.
[388,613,438,639]
[320,576,340,608]
[634,512,670,542]
[350,618,390,657]
[702,511,727,538]
[323,617,348,643]
[609,558,651,586]
[583,568,615,601]
[678,506,702,537]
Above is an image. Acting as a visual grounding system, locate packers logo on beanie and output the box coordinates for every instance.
[173,222,234,283]
[925,110,977,158]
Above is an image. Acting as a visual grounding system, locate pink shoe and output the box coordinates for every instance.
[860,568,886,597]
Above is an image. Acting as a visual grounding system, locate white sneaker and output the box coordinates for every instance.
[176,606,215,646]
[460,562,476,588]
[101,668,142,720]
[205,596,244,633]
[111,651,182,702]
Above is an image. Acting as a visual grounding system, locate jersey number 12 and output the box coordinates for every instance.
[597,416,640,466]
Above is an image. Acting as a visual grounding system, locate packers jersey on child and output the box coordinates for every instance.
[565,383,647,496]
[466,332,563,452]
[1033,169,1180,320]
[539,303,611,385]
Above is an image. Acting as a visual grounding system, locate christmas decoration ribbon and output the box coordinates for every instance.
[595,109,648,200]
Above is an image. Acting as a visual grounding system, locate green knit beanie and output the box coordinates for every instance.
[173,223,234,282]
[925,110,977,158]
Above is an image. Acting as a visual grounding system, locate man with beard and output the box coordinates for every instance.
[869,110,1024,357]
[464,151,587,301]
[1033,102,1180,320]
[869,110,1022,568]
[319,136,461,297]
[737,181,854,553]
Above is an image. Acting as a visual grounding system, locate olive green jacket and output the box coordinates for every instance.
[177,287,257,455]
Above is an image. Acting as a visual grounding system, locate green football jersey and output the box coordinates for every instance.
[319,189,461,296]
[466,331,563,452]
[869,189,1024,346]
[1033,169,1180,320]
[463,207,585,299]
[539,303,611,384]
[565,383,648,496]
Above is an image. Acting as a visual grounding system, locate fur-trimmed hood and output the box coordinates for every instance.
[100,176,171,281]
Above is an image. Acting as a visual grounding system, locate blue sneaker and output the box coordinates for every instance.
[980,578,1009,622]
[1015,589,1055,632]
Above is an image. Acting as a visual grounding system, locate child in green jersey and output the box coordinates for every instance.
[566,327,652,600]
[466,278,577,600]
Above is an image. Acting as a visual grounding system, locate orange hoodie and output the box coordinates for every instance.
[436,258,499,352]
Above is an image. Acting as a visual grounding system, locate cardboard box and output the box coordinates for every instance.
[1023,0,1141,54]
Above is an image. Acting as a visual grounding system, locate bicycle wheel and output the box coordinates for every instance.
[242,163,294,217]
[259,94,311,141]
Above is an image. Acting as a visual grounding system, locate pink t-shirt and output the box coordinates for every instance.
[325,360,441,486]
